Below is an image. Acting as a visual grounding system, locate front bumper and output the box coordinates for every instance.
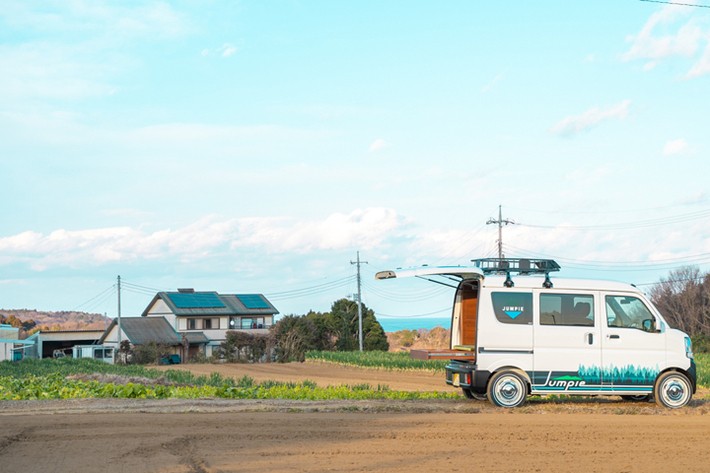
[689,359,697,393]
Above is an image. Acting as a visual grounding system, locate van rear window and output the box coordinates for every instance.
[540,293,594,326]
[491,292,533,325]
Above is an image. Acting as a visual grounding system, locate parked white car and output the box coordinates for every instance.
[376,258,696,408]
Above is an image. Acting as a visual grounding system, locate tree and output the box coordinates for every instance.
[329,298,389,351]
[305,310,338,351]
[650,266,710,351]
[218,331,273,362]
[650,266,710,336]
[271,315,318,362]
[270,300,389,361]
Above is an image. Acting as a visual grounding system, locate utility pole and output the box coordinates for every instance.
[350,251,368,351]
[117,275,122,358]
[486,205,514,259]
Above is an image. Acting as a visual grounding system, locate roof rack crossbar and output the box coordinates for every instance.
[471,258,561,275]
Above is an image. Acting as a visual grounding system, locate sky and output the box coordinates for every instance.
[2,1,710,331]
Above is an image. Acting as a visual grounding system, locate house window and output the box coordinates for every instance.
[203,318,212,329]
[188,319,196,330]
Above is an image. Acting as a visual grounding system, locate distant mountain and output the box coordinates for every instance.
[0,309,112,335]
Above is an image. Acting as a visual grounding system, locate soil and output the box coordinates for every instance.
[2,362,710,473]
[154,360,458,392]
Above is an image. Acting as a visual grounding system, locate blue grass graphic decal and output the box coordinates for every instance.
[578,364,659,385]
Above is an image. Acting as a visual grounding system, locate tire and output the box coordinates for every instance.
[654,371,692,409]
[620,394,651,402]
[462,388,487,401]
[487,370,528,408]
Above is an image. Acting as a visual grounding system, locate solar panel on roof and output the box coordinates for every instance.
[236,294,270,309]
[168,292,225,309]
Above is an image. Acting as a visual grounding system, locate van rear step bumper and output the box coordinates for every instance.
[445,360,490,392]
[410,349,475,361]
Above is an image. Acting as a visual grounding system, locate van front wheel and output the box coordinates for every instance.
[654,371,692,409]
[487,370,527,408]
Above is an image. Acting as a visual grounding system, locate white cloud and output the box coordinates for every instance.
[0,209,405,270]
[550,100,631,136]
[0,2,189,40]
[481,72,504,93]
[232,208,403,253]
[369,138,388,152]
[622,4,710,77]
[687,41,710,78]
[220,43,237,57]
[663,138,689,156]
[200,44,239,58]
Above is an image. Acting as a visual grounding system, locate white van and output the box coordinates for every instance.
[376,258,696,408]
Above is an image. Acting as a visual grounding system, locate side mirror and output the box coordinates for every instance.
[642,319,657,333]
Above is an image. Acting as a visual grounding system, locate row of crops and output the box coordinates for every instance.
[0,354,706,401]
[0,358,457,401]
[305,350,449,372]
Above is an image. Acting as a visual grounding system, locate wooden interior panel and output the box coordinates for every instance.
[460,283,478,346]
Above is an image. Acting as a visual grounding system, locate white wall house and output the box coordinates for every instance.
[141,289,278,358]
[0,324,19,361]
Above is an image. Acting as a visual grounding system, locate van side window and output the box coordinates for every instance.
[491,292,532,325]
[605,295,655,331]
[540,294,594,326]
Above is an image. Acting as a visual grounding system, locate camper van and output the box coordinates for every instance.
[375,258,696,409]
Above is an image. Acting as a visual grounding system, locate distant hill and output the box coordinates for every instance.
[0,309,111,336]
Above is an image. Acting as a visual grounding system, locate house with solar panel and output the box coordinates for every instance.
[140,289,279,358]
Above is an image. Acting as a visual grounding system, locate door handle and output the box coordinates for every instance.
[608,334,620,339]
[587,333,594,345]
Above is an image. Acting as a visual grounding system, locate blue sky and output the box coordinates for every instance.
[2,1,710,330]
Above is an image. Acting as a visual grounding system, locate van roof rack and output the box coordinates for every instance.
[472,258,560,275]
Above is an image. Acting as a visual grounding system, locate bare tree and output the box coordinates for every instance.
[650,266,709,337]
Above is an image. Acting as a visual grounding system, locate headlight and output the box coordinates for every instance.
[684,336,693,359]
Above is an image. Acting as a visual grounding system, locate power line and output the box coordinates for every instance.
[362,281,451,302]
[505,245,710,272]
[265,276,356,301]
[516,208,710,231]
[640,0,710,7]
[71,284,116,312]
[374,307,452,318]
[120,280,168,293]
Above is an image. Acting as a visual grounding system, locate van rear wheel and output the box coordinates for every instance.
[462,388,487,401]
[487,370,527,408]
[654,371,692,409]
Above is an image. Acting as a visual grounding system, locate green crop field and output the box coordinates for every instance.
[695,353,709,388]
[306,350,449,372]
[0,354,706,402]
[0,358,457,401]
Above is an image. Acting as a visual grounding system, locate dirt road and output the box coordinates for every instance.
[1,407,709,473]
[2,363,710,472]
